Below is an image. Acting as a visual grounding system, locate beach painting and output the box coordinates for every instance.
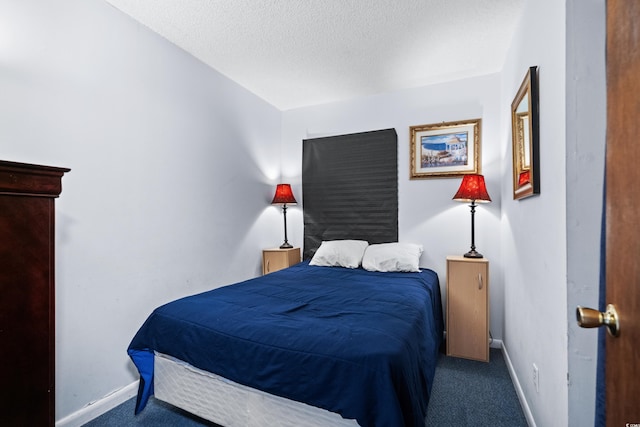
[420,131,468,168]
[410,119,481,178]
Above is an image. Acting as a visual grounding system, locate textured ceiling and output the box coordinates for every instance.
[104,0,524,110]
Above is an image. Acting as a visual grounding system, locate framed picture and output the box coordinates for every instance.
[511,66,540,200]
[409,119,481,179]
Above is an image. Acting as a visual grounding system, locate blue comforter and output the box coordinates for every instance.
[128,261,443,427]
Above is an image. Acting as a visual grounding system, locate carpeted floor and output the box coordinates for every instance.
[83,348,527,426]
[425,348,527,426]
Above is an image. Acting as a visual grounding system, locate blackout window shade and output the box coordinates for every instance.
[302,128,398,259]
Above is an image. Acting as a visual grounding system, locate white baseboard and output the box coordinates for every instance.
[55,381,138,427]
[500,342,536,427]
[56,343,533,427]
[444,331,504,349]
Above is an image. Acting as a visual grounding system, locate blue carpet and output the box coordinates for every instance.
[84,397,216,426]
[84,348,526,427]
[425,348,527,426]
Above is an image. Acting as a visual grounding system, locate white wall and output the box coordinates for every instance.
[498,1,606,425]
[565,0,606,425]
[0,0,284,420]
[282,74,505,340]
[500,0,570,425]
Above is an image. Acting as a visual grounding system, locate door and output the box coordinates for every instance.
[604,0,640,423]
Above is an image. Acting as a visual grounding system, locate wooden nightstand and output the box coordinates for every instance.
[262,247,301,275]
[446,255,490,362]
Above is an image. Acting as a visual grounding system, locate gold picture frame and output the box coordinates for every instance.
[511,66,540,200]
[410,119,481,179]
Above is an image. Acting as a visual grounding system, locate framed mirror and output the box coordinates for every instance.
[511,66,540,200]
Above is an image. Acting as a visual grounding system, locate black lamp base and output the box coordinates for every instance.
[463,249,484,259]
[279,203,293,250]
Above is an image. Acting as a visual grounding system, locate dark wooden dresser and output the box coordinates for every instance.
[0,160,69,426]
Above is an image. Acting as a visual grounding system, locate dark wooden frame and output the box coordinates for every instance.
[511,66,540,200]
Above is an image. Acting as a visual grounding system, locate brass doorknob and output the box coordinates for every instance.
[576,304,620,337]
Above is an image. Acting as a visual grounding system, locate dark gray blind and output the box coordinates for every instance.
[302,128,398,259]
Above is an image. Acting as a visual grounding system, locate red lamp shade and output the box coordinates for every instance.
[272,184,296,249]
[452,174,491,203]
[518,170,531,187]
[271,184,297,205]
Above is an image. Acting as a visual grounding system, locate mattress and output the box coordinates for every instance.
[154,352,359,427]
[129,261,443,426]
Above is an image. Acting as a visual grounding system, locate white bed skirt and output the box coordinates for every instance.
[154,352,360,427]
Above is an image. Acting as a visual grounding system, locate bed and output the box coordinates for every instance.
[127,129,444,426]
[128,251,443,427]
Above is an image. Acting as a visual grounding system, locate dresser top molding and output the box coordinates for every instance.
[0,160,70,197]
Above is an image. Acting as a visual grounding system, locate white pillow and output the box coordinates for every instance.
[309,240,369,269]
[362,242,423,272]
